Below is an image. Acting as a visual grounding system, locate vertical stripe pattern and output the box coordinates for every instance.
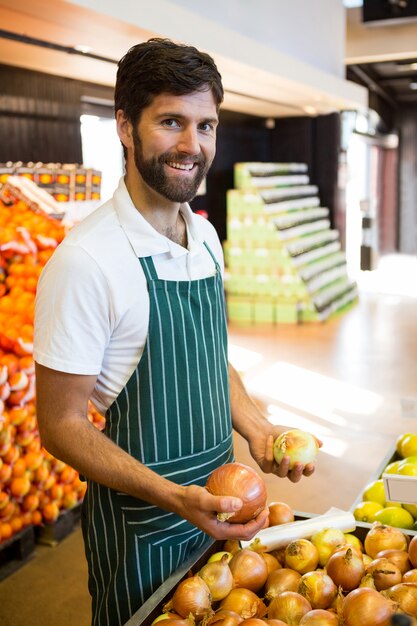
[82,243,233,626]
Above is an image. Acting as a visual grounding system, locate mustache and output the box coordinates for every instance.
[159,152,206,167]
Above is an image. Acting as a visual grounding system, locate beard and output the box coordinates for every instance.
[132,126,210,203]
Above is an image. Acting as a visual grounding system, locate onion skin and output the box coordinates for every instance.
[326,547,365,592]
[166,575,213,620]
[364,523,408,559]
[219,588,267,620]
[376,548,412,575]
[199,555,234,601]
[268,502,295,526]
[268,591,312,626]
[273,430,319,469]
[229,549,268,593]
[311,527,347,567]
[365,557,402,591]
[342,588,395,626]
[285,539,319,575]
[403,569,417,583]
[409,535,417,568]
[299,609,339,626]
[265,568,302,601]
[239,620,268,626]
[298,570,337,609]
[206,463,267,524]
[203,609,243,626]
[265,621,288,626]
[261,552,281,576]
[382,582,417,617]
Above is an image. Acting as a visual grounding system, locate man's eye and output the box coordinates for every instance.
[200,123,214,132]
[162,119,179,128]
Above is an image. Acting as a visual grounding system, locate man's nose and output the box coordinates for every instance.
[176,126,200,155]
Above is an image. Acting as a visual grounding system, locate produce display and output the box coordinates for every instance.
[0,180,105,544]
[147,498,417,626]
[353,432,417,530]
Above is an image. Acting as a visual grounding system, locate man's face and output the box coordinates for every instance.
[131,90,218,203]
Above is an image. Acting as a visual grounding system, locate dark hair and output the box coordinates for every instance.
[115,38,224,128]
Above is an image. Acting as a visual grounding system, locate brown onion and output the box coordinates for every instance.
[311,527,346,567]
[365,557,402,591]
[299,609,339,625]
[268,591,312,626]
[285,539,319,574]
[403,568,417,583]
[265,568,302,602]
[239,620,268,626]
[376,548,412,575]
[298,571,337,609]
[206,463,267,523]
[409,535,417,568]
[261,553,281,576]
[342,588,395,626]
[151,612,183,626]
[223,540,241,555]
[219,589,267,620]
[382,582,417,616]
[359,573,377,589]
[326,547,365,592]
[364,523,408,559]
[265,621,287,626]
[204,610,243,626]
[268,502,295,526]
[199,555,234,601]
[165,575,213,620]
[229,549,268,593]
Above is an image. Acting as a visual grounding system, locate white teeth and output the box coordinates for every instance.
[167,161,194,171]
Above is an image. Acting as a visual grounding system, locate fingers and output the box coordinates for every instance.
[263,434,275,473]
[212,506,269,541]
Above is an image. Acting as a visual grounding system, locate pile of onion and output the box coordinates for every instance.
[273,430,319,469]
[206,463,267,523]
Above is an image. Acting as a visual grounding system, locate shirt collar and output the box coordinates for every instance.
[112,177,204,258]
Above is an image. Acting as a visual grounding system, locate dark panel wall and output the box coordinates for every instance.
[0,64,113,163]
[396,104,417,254]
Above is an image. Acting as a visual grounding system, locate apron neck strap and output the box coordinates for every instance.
[139,242,219,282]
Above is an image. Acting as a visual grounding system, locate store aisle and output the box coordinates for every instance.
[0,254,416,626]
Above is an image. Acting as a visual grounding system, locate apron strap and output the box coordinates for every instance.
[139,241,220,282]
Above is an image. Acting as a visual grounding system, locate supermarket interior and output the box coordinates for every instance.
[0,1,417,625]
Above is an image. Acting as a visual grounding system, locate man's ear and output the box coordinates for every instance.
[116,110,133,150]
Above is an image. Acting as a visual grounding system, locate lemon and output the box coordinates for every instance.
[353,501,384,523]
[403,503,417,518]
[374,506,414,529]
[396,433,413,455]
[398,463,417,477]
[402,456,417,465]
[386,501,403,507]
[344,533,364,552]
[384,460,402,474]
[362,479,386,506]
[399,434,417,459]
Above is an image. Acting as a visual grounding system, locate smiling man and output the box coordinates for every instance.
[34,39,318,626]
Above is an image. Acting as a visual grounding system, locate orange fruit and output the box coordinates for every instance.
[23,451,43,471]
[31,510,42,526]
[42,502,60,523]
[10,475,31,498]
[11,458,27,478]
[22,493,39,512]
[0,522,12,540]
[10,516,23,534]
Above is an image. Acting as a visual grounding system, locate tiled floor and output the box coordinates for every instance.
[0,254,416,626]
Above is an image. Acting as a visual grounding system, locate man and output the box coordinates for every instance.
[34,39,318,626]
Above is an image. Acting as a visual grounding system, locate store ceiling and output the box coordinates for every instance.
[0,0,366,119]
[347,57,417,107]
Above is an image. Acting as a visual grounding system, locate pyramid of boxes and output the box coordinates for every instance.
[224,162,358,324]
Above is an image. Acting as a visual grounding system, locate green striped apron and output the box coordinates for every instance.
[81,242,233,626]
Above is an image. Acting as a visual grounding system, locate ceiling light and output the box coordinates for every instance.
[303,105,317,115]
[74,44,92,54]
[410,63,417,70]
[410,82,417,90]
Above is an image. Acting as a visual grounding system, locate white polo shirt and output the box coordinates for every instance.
[34,177,225,415]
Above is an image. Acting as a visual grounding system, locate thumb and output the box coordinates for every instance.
[207,494,242,515]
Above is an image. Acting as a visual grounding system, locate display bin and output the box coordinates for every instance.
[351,443,417,510]
[124,511,417,626]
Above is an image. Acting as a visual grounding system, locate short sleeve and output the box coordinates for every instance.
[34,243,113,374]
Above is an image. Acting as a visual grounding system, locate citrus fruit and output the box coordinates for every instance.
[401,456,417,465]
[398,463,417,477]
[374,506,414,529]
[353,501,384,523]
[403,503,417,518]
[384,460,402,474]
[399,434,417,459]
[396,433,413,455]
[362,479,386,506]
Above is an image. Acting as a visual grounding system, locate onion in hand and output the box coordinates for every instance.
[273,430,319,469]
[206,463,267,524]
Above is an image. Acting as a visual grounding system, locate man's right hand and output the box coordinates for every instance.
[177,484,269,541]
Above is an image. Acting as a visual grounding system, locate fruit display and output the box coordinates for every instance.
[0,180,105,544]
[353,433,417,530]
[141,505,417,626]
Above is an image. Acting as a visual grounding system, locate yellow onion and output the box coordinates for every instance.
[219,588,267,620]
[268,591,312,626]
[239,620,268,626]
[326,547,365,592]
[382,582,417,616]
[265,568,302,602]
[359,573,377,589]
[223,540,241,555]
[203,609,243,626]
[150,612,183,626]
[206,463,267,524]
[229,549,268,593]
[298,570,337,609]
[273,430,319,469]
[376,548,412,575]
[261,552,281,576]
[265,621,288,626]
[268,502,295,526]
[299,609,339,625]
[199,555,234,601]
[364,523,408,559]
[409,535,417,568]
[403,568,417,583]
[285,539,319,574]
[365,557,402,591]
[165,575,213,620]
[311,527,347,567]
[342,588,395,626]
